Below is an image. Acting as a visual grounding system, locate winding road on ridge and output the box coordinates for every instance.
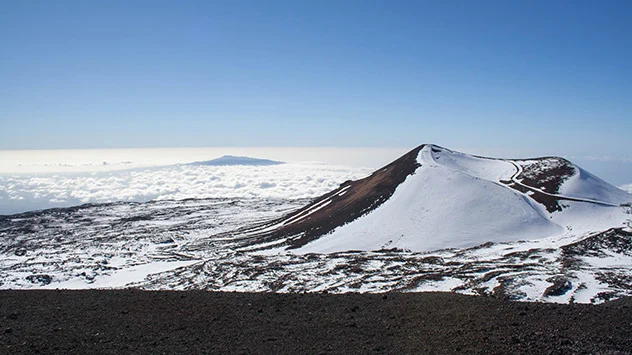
[506,160,621,208]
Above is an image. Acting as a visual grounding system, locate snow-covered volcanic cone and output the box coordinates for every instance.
[235,144,632,253]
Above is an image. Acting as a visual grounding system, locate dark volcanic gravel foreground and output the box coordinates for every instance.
[1,291,631,354]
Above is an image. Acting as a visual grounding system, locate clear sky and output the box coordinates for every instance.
[1,1,631,158]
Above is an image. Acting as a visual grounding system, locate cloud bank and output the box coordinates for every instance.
[0,164,370,215]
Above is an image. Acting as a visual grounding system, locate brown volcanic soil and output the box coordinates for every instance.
[2,291,631,354]
[239,145,424,250]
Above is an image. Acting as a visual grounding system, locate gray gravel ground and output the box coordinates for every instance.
[1,290,631,354]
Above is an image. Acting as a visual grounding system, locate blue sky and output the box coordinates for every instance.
[1,1,631,158]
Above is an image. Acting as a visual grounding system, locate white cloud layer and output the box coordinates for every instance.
[0,147,406,174]
[0,164,371,215]
[621,184,632,194]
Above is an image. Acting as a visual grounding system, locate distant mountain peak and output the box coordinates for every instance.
[189,155,284,166]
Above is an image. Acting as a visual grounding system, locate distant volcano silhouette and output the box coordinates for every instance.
[189,156,284,166]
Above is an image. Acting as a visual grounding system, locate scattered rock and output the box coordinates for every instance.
[25,274,52,286]
[544,277,573,297]
[14,249,27,257]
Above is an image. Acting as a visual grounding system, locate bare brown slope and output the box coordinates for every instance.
[514,158,576,194]
[499,158,577,213]
[237,145,425,249]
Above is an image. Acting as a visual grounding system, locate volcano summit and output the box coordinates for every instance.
[235,144,631,253]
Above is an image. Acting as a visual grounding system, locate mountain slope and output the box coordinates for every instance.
[3,196,632,303]
[235,144,631,253]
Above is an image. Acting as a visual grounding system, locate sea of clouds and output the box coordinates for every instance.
[0,163,370,215]
[2,147,630,216]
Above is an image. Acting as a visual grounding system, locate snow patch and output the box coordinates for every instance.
[560,166,632,205]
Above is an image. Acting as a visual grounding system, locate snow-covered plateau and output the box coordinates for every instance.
[1,145,631,304]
